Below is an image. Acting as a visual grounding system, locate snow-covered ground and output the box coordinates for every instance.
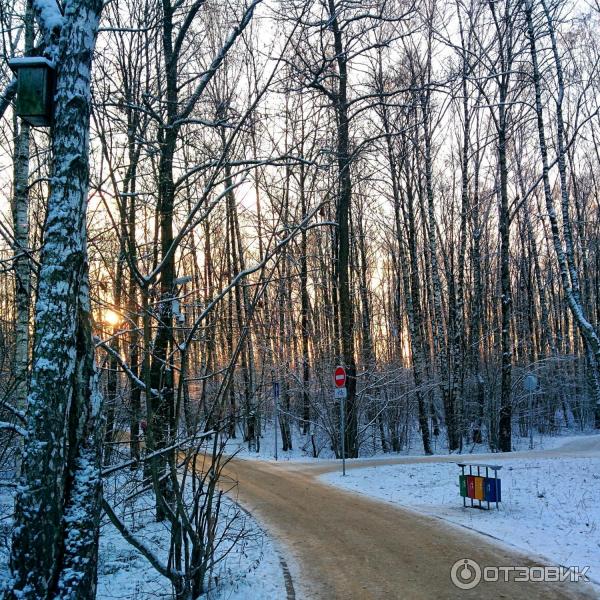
[96,492,288,600]
[321,449,600,587]
[223,423,326,461]
[0,480,288,600]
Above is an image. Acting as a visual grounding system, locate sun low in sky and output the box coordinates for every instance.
[103,309,122,327]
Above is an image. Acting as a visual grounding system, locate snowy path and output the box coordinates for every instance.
[224,436,600,599]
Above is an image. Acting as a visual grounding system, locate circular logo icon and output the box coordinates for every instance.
[451,558,482,590]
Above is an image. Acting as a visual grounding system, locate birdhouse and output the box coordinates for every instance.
[8,56,56,127]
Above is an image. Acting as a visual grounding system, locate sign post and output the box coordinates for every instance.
[334,366,347,476]
[273,377,280,461]
[523,373,538,450]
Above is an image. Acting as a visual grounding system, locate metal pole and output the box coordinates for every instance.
[524,373,537,450]
[341,393,346,476]
[469,465,473,508]
[273,378,279,461]
[529,389,534,450]
[495,471,499,510]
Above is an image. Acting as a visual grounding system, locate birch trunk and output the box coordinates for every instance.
[11,119,30,414]
[9,1,105,597]
[300,160,311,435]
[377,62,432,454]
[526,0,600,424]
[11,0,34,414]
[421,89,459,451]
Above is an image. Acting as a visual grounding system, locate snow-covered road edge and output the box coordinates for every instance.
[226,496,296,600]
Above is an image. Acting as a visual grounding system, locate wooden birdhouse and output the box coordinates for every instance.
[9,56,56,127]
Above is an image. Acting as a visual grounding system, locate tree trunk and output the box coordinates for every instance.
[327,0,358,458]
[9,1,105,596]
[526,0,600,425]
[11,0,33,415]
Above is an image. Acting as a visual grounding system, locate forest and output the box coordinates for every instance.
[0,0,599,598]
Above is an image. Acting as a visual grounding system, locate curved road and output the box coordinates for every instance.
[224,437,600,600]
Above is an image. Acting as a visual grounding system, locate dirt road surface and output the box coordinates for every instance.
[224,438,600,600]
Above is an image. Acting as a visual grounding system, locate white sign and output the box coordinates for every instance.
[334,387,347,399]
[523,373,538,392]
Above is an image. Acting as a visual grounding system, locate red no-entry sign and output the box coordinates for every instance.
[334,365,347,476]
[334,365,346,388]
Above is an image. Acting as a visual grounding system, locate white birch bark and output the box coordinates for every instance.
[8,1,105,597]
[525,0,600,417]
[11,121,30,413]
[11,0,34,415]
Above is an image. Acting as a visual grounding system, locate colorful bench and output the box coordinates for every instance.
[457,463,502,510]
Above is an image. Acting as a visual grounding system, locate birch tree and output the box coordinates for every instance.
[524,0,600,427]
[8,0,105,597]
